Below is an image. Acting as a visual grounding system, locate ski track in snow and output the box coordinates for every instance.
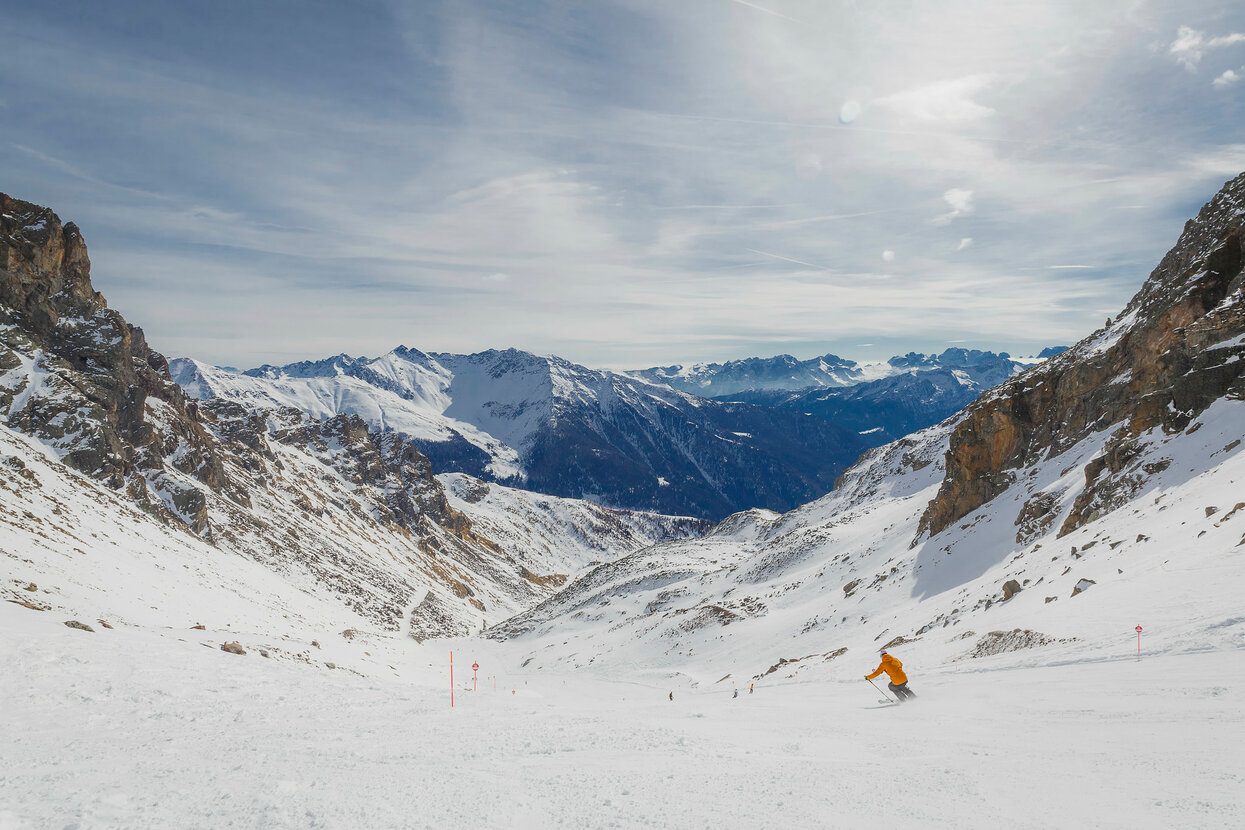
[1,603,1242,829]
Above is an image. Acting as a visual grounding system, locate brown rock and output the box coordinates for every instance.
[1070,578,1096,597]
[1002,579,1022,601]
[7,599,44,611]
[221,641,246,655]
[64,620,94,632]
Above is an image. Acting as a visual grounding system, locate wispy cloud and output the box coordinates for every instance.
[1170,26,1245,71]
[933,189,974,225]
[874,75,997,123]
[2,0,1243,369]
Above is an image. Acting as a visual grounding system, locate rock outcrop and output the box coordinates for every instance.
[918,173,1245,541]
[1,193,228,514]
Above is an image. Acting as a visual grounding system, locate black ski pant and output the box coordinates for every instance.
[889,681,916,700]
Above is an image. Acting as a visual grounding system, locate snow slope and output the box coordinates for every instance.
[491,391,1244,683]
[0,408,704,643]
[2,599,1241,829]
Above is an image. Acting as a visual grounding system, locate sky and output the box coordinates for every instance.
[3,0,1245,371]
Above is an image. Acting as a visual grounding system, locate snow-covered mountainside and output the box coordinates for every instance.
[727,348,1022,445]
[173,348,870,521]
[490,173,1245,684]
[0,192,705,641]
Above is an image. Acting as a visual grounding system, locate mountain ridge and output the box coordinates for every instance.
[173,348,872,520]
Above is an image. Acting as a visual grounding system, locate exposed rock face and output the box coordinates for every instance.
[918,173,1245,541]
[1,193,228,513]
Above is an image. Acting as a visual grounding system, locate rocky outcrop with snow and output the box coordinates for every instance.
[918,172,1245,540]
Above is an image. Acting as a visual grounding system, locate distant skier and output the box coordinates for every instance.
[749,683,754,694]
[866,650,916,701]
[733,689,739,699]
[669,691,673,702]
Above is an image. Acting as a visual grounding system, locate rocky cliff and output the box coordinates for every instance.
[918,173,1245,541]
[1,193,228,512]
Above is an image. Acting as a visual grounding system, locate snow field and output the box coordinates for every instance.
[2,602,1242,830]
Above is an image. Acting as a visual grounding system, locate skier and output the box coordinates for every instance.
[669,691,673,702]
[733,689,739,699]
[749,683,754,694]
[866,650,916,701]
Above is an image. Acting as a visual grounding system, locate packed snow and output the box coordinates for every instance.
[2,601,1242,829]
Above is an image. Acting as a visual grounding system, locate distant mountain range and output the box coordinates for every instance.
[171,345,1071,521]
[630,347,1064,399]
[720,348,1032,444]
[171,349,871,521]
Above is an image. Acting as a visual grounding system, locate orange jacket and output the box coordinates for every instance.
[867,654,907,684]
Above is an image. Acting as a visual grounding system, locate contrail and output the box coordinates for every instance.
[654,204,792,211]
[745,248,834,271]
[727,0,803,23]
[755,209,887,228]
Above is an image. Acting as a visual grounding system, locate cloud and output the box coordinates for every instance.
[873,75,996,123]
[1181,144,1245,176]
[933,189,974,225]
[881,249,896,262]
[5,1,1245,370]
[1169,26,1245,71]
[956,237,974,251]
[1213,68,1244,88]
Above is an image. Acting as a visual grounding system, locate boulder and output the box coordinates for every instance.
[1002,579,1022,600]
[221,641,246,655]
[1071,578,1096,597]
[63,620,94,632]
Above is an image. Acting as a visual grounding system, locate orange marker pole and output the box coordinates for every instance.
[450,651,454,708]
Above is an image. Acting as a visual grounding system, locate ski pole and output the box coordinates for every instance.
[866,677,893,703]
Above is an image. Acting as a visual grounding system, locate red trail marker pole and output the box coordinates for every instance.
[450,651,454,708]
[1135,625,1143,657]
[472,661,479,692]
